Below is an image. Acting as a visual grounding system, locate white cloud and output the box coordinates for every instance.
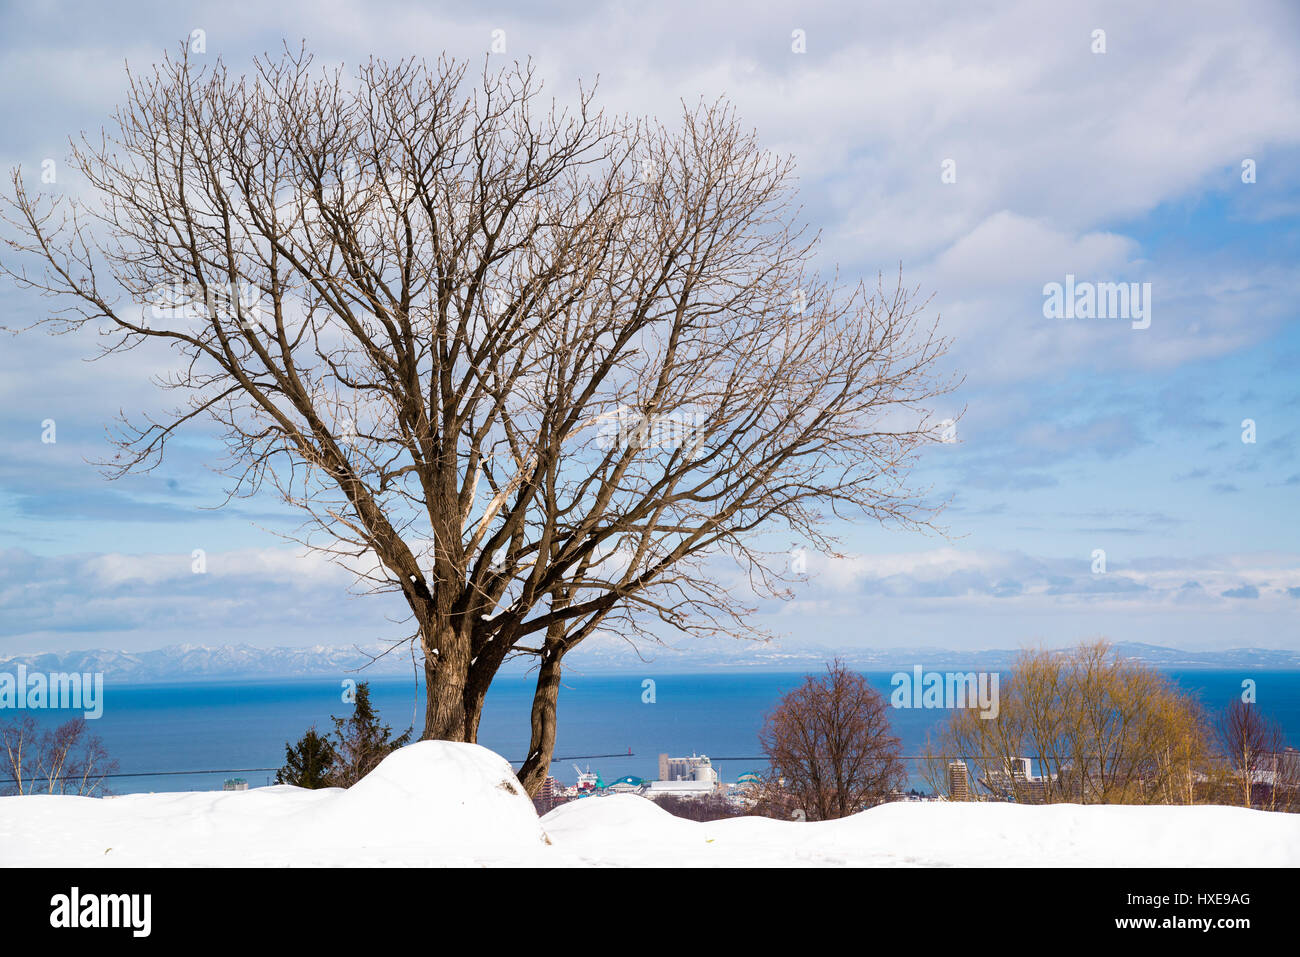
[807,545,1300,609]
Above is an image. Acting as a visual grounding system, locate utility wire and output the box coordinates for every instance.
[0,751,637,784]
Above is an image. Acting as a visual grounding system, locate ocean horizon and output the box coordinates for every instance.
[4,668,1298,795]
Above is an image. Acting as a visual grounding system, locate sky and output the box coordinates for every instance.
[0,0,1297,660]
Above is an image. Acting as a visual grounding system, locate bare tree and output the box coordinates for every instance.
[759,660,905,820]
[1214,699,1297,811]
[0,716,118,796]
[0,46,955,794]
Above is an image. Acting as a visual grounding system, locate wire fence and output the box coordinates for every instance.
[0,751,637,786]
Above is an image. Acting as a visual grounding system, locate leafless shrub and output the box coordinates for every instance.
[648,792,746,822]
[926,641,1211,805]
[1212,699,1298,812]
[758,660,906,820]
[0,716,118,796]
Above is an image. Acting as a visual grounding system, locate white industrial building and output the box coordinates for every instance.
[647,753,719,798]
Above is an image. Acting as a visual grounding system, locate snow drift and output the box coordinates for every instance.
[539,793,1300,867]
[2,741,1298,867]
[0,741,550,867]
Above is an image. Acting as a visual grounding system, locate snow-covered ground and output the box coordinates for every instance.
[2,742,1297,867]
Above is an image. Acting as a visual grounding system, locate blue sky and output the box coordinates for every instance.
[0,0,1297,658]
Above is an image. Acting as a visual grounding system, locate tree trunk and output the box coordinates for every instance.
[516,646,564,796]
[422,620,472,741]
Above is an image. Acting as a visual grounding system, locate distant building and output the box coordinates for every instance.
[980,757,1051,803]
[658,752,715,782]
[1017,779,1048,804]
[948,761,969,801]
[223,778,248,791]
[648,755,719,799]
[645,779,717,799]
[606,775,645,794]
[1280,748,1300,781]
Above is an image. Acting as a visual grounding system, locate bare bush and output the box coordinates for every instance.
[648,793,745,822]
[924,641,1210,805]
[0,716,118,796]
[759,660,905,820]
[1213,699,1298,812]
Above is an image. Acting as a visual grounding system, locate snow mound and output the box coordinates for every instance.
[4,742,1300,867]
[542,797,1300,867]
[314,741,547,852]
[0,741,550,867]
[540,794,696,853]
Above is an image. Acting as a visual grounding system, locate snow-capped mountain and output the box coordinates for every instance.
[0,639,1295,683]
[0,643,416,682]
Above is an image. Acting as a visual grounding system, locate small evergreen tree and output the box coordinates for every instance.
[275,726,336,788]
[327,682,413,787]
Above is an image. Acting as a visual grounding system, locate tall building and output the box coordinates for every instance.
[948,761,969,801]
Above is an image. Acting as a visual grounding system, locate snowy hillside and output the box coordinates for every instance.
[1,742,1297,867]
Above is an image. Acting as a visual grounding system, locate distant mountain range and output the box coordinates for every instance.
[0,643,415,682]
[0,639,1297,683]
[569,639,1300,673]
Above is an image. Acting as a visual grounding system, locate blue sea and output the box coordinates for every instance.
[5,670,1299,794]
